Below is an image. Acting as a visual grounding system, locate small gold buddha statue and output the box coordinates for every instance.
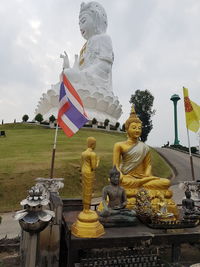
[71,137,104,238]
[113,106,177,216]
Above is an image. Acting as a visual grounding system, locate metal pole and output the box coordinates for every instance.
[50,123,59,179]
[173,101,179,145]
[170,94,180,145]
[187,128,195,181]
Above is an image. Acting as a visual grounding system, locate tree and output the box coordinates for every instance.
[22,114,29,122]
[104,119,110,127]
[129,89,155,142]
[35,113,43,123]
[115,122,120,129]
[92,118,97,125]
[49,115,56,123]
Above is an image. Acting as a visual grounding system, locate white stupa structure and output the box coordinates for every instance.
[35,1,122,125]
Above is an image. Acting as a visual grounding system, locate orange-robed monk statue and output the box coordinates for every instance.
[113,106,177,214]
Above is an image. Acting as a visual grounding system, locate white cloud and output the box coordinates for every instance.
[0,0,200,148]
[29,19,41,30]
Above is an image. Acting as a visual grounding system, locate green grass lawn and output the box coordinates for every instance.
[0,123,172,212]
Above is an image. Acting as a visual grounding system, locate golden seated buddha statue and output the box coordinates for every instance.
[113,106,177,215]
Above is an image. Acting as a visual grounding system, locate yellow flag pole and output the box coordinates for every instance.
[198,129,200,155]
[186,128,195,181]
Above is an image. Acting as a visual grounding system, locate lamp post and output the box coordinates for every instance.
[170,94,181,145]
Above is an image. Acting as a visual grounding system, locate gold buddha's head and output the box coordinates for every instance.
[87,136,96,149]
[125,105,142,139]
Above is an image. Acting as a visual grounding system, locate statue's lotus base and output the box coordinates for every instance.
[35,84,122,126]
[71,210,105,238]
[99,212,138,228]
[157,214,176,222]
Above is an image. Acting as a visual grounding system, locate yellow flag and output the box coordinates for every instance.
[183,87,200,132]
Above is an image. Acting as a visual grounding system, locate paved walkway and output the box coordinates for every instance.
[155,148,200,184]
[155,147,200,204]
[1,148,200,239]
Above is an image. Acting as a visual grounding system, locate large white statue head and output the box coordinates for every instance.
[79,1,108,40]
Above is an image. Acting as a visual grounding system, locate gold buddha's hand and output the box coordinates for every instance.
[138,176,159,186]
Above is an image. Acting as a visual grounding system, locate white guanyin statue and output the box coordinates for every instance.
[35,1,122,125]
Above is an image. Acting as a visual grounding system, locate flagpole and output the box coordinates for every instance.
[187,128,195,181]
[50,123,59,179]
[50,65,88,178]
[49,65,64,179]
[198,129,200,155]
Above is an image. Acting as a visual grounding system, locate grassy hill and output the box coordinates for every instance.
[0,123,172,212]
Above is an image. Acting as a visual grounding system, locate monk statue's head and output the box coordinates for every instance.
[79,1,108,40]
[125,105,142,140]
[87,136,96,149]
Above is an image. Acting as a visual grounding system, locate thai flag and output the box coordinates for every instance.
[57,73,88,137]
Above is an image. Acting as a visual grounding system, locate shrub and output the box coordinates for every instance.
[191,147,197,154]
[110,125,116,131]
[84,124,92,128]
[97,125,106,129]
[41,121,49,125]
[170,144,198,154]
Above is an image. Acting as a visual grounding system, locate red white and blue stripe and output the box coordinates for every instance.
[57,73,88,137]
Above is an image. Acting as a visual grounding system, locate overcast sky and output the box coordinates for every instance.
[0,0,200,147]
